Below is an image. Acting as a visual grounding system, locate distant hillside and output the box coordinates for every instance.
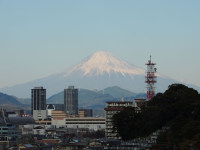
[0,92,21,105]
[98,86,136,98]
[47,86,138,109]
[0,92,29,110]
[17,98,31,105]
[47,88,114,109]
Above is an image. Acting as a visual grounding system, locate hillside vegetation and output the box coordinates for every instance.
[112,84,200,149]
[0,92,21,105]
[47,86,137,109]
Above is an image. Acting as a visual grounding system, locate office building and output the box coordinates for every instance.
[64,86,78,115]
[31,87,47,120]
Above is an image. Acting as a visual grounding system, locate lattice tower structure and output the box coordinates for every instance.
[145,56,157,100]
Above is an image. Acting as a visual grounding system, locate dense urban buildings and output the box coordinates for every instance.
[64,86,78,115]
[31,87,47,120]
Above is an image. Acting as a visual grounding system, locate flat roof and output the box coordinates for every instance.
[106,101,133,103]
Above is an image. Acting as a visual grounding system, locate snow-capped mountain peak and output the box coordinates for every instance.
[63,51,145,77]
[2,50,199,98]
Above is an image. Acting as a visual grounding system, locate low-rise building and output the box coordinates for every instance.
[51,110,105,130]
[33,126,45,135]
[65,117,105,130]
[79,109,93,117]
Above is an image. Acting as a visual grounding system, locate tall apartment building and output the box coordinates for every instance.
[104,100,133,139]
[64,86,78,115]
[31,87,47,120]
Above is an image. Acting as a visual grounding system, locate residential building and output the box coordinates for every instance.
[64,86,78,115]
[104,100,133,139]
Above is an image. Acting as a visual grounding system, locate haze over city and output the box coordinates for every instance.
[0,0,200,89]
[1,1,200,149]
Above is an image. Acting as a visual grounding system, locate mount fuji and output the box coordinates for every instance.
[0,51,197,98]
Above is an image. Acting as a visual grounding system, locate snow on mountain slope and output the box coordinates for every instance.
[1,51,198,98]
[63,51,145,77]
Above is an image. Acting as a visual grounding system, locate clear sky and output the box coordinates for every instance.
[0,0,200,88]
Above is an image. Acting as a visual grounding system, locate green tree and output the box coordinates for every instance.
[112,84,200,148]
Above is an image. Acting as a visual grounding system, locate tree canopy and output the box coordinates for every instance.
[112,84,200,149]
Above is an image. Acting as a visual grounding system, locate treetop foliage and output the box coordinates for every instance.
[112,84,200,149]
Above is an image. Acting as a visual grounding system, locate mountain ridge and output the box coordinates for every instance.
[47,86,137,109]
[1,51,199,98]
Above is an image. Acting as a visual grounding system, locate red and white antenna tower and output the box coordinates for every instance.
[145,55,157,100]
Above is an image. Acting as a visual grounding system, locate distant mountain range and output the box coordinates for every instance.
[1,51,199,98]
[0,92,30,111]
[0,86,145,111]
[47,86,138,109]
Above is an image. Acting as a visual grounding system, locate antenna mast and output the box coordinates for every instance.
[145,55,157,100]
[1,106,7,124]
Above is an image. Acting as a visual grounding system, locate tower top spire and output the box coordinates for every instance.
[150,55,151,62]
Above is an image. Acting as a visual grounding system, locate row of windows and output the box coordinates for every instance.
[65,122,105,124]
[0,128,8,130]
[65,119,105,121]
[0,132,8,135]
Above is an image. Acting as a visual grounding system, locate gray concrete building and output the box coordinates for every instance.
[31,87,47,120]
[64,86,78,115]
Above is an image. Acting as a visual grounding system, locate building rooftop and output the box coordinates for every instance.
[106,101,133,104]
[47,104,55,109]
[9,117,35,125]
[33,86,44,89]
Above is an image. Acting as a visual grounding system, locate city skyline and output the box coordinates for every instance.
[0,1,200,88]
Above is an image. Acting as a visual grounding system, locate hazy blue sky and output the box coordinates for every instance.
[0,0,200,88]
